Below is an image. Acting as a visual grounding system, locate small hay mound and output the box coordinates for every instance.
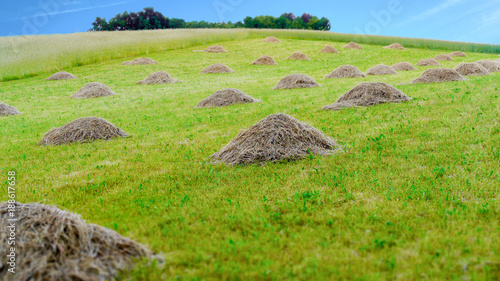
[416,58,441,66]
[384,43,406,50]
[412,68,467,84]
[0,202,152,281]
[366,64,397,76]
[196,45,228,53]
[453,63,490,76]
[343,42,363,49]
[287,52,310,60]
[434,54,454,61]
[196,88,261,108]
[46,71,78,80]
[322,82,410,111]
[251,55,278,65]
[475,60,500,72]
[392,62,417,71]
[263,36,281,43]
[122,57,157,65]
[200,63,234,74]
[324,65,366,79]
[320,45,339,53]
[70,82,116,99]
[211,113,340,165]
[39,117,128,146]
[273,74,320,90]
[0,103,20,116]
[137,71,181,84]
[450,51,467,57]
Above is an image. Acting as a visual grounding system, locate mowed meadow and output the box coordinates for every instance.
[1,29,500,280]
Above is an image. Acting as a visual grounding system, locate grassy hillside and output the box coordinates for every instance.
[1,33,500,280]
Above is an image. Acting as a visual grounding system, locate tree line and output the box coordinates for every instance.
[91,8,331,31]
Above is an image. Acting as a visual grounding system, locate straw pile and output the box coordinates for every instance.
[475,60,500,72]
[287,52,310,60]
[211,113,340,165]
[343,42,363,49]
[324,65,366,78]
[200,63,235,74]
[70,82,116,99]
[122,57,157,65]
[263,36,281,42]
[320,45,339,53]
[392,62,417,71]
[196,88,261,108]
[137,71,181,84]
[366,64,397,76]
[449,51,467,57]
[0,103,20,116]
[434,54,454,61]
[273,74,320,90]
[195,45,228,53]
[416,58,441,66]
[384,43,406,50]
[453,63,490,76]
[412,68,467,84]
[322,82,410,111]
[251,55,278,65]
[46,71,78,80]
[39,117,128,146]
[0,202,152,281]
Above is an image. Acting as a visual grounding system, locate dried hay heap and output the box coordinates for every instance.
[412,68,467,84]
[70,82,116,99]
[450,51,467,57]
[0,103,20,116]
[366,64,397,76]
[416,58,441,66]
[453,63,490,76]
[200,63,235,74]
[39,117,128,146]
[137,71,181,84]
[0,202,152,281]
[195,45,228,53]
[122,57,157,65]
[320,45,339,53]
[475,60,500,72]
[46,71,77,80]
[273,74,320,90]
[211,113,340,165]
[392,62,417,71]
[251,55,278,65]
[287,52,310,60]
[322,82,410,111]
[343,42,363,49]
[384,43,406,50]
[196,88,261,108]
[263,36,281,42]
[434,54,454,61]
[324,65,366,78]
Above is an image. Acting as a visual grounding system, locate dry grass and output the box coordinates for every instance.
[384,43,406,50]
[324,65,366,78]
[453,63,490,76]
[46,71,78,80]
[70,82,116,99]
[122,57,158,65]
[366,64,397,76]
[195,45,228,53]
[196,88,261,108]
[449,51,467,57]
[392,62,417,71]
[475,60,500,72]
[320,45,339,53]
[412,68,467,84]
[0,103,20,116]
[434,54,454,61]
[200,63,235,74]
[416,58,441,66]
[273,73,320,90]
[343,42,363,49]
[250,55,278,65]
[137,71,182,84]
[262,36,281,43]
[287,52,310,60]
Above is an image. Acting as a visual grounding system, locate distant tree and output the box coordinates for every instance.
[301,13,312,24]
[280,13,295,21]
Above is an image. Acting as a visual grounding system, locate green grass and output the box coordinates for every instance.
[1,33,500,280]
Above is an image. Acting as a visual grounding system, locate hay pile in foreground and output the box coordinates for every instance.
[137,71,181,84]
[39,117,128,146]
[0,103,20,116]
[325,65,366,78]
[450,51,467,57]
[454,63,490,76]
[200,63,235,74]
[46,71,77,80]
[196,88,261,108]
[320,45,339,53]
[273,74,319,90]
[195,45,228,53]
[476,60,500,72]
[343,42,363,49]
[392,62,417,71]
[416,58,441,66]
[366,64,397,75]
[122,57,157,65]
[322,82,410,111]
[412,68,467,84]
[251,55,278,65]
[287,52,310,60]
[434,54,454,61]
[0,202,152,281]
[384,43,406,50]
[263,36,281,42]
[211,113,340,165]
[71,82,116,99]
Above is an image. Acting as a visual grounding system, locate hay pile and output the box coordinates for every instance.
[122,57,157,65]
[366,64,397,76]
[343,42,363,49]
[46,71,77,80]
[384,43,406,50]
[416,58,441,66]
[392,62,417,71]
[0,103,20,116]
[39,117,128,146]
[137,71,181,84]
[273,74,320,90]
[196,88,261,108]
[434,54,454,61]
[200,63,235,74]
[211,113,340,165]
[0,202,152,281]
[453,63,490,76]
[251,55,278,65]
[320,45,339,53]
[324,65,366,78]
[322,82,410,111]
[70,82,116,99]
[476,60,500,72]
[450,51,467,57]
[287,52,310,60]
[412,68,467,84]
[263,36,281,42]
[195,45,228,53]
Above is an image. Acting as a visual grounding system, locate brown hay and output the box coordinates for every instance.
[366,64,397,76]
[287,52,310,60]
[196,88,261,108]
[46,71,78,80]
[416,58,441,66]
[343,42,363,49]
[475,60,500,72]
[70,82,116,99]
[453,63,490,76]
[211,113,340,165]
[251,55,278,65]
[324,65,366,78]
[39,117,128,146]
[392,62,417,71]
[273,74,320,90]
[434,54,454,61]
[0,202,152,281]
[0,103,20,116]
[122,57,157,65]
[200,63,235,74]
[412,68,467,84]
[137,71,181,84]
[320,45,339,53]
[322,82,410,111]
[263,36,281,43]
[384,43,406,50]
[449,51,467,57]
[195,45,228,53]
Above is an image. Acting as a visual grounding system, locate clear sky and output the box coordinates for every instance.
[1,0,500,44]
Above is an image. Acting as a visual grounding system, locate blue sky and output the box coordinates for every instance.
[1,0,500,44]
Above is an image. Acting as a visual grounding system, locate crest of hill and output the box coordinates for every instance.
[287,52,310,60]
[434,54,454,61]
[417,58,441,66]
[46,71,77,80]
[384,43,406,50]
[343,42,363,49]
[122,57,157,65]
[263,36,281,42]
[454,63,490,76]
[195,45,228,53]
[201,63,235,74]
[412,68,467,84]
[325,65,366,78]
[137,71,181,84]
[392,62,417,71]
[196,88,261,108]
[251,55,278,65]
[320,45,339,53]
[366,64,397,76]
[0,103,21,116]
[475,60,500,72]
[449,51,467,57]
[71,82,116,99]
[273,74,320,90]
